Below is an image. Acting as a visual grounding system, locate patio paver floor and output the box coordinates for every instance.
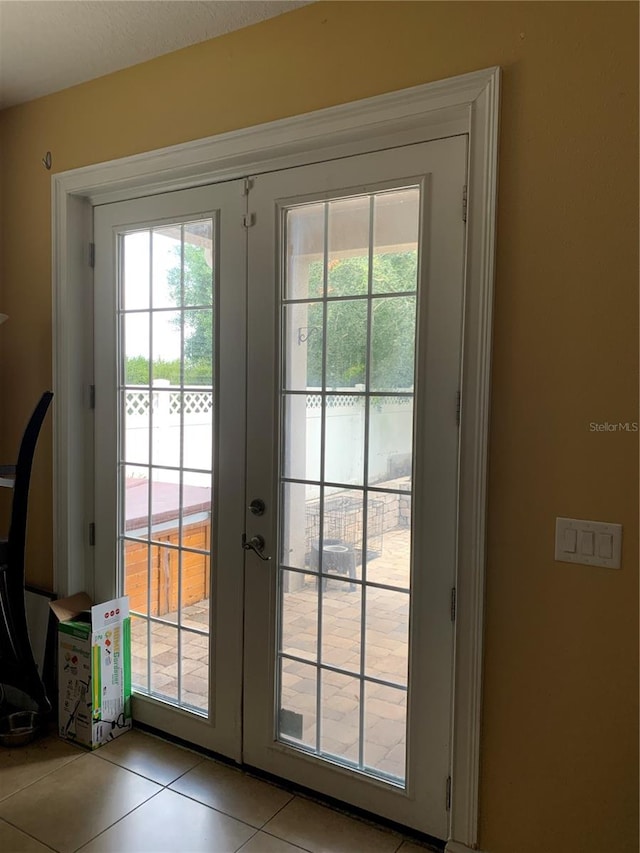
[131,525,411,780]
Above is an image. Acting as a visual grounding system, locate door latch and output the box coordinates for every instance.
[248,498,266,516]
[242,533,272,561]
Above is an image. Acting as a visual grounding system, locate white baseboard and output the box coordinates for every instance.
[445,841,488,853]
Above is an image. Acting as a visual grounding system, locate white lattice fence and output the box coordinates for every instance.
[125,388,213,416]
[123,387,413,486]
[126,387,412,416]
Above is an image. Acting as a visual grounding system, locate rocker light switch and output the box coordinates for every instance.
[597,533,613,559]
[555,517,622,569]
[579,530,594,556]
[563,528,577,553]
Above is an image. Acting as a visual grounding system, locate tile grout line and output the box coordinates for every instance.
[76,733,432,850]
[71,763,280,852]
[166,750,410,848]
[258,819,315,852]
[80,748,174,787]
[159,757,207,787]
[2,737,432,853]
[254,790,296,833]
[0,746,85,805]
[259,793,406,853]
[92,745,206,786]
[70,788,165,853]
[160,786,265,831]
[225,826,260,853]
[0,814,61,853]
[0,748,160,853]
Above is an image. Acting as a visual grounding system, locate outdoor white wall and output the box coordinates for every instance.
[305,394,413,487]
[125,388,413,490]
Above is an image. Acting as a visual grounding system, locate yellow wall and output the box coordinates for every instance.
[0,3,637,851]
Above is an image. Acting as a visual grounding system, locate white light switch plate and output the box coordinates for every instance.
[555,517,622,569]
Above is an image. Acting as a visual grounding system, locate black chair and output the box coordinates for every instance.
[0,392,54,715]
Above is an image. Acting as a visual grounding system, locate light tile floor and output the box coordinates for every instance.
[131,528,411,779]
[0,729,439,853]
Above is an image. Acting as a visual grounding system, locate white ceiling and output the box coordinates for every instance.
[0,0,310,109]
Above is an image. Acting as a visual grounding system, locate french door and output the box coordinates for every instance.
[93,135,467,838]
[94,181,247,757]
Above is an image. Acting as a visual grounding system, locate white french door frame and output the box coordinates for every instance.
[51,66,500,852]
[92,183,248,757]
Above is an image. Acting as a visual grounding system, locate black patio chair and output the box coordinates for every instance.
[0,392,54,715]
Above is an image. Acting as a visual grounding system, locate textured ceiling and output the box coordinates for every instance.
[0,0,310,109]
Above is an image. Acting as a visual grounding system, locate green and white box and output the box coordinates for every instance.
[51,592,132,749]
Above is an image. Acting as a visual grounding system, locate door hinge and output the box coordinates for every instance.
[89,384,96,409]
[462,185,468,223]
[242,213,256,228]
[242,177,254,196]
[89,242,95,268]
[89,522,96,547]
[446,775,452,811]
[456,390,461,426]
[450,587,457,622]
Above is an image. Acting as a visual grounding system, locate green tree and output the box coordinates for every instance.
[124,355,183,386]
[125,243,214,386]
[305,251,417,389]
[166,243,214,365]
[125,247,417,390]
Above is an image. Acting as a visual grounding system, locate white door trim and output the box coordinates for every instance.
[51,65,500,849]
[446,842,489,853]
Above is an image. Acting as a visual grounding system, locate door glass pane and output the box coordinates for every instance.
[280,569,318,663]
[184,309,213,381]
[370,296,416,392]
[372,189,419,294]
[324,396,365,486]
[277,188,419,786]
[123,391,150,465]
[365,492,411,588]
[327,197,370,297]
[320,671,361,764]
[181,631,209,711]
[151,226,182,310]
[180,551,209,628]
[122,231,150,310]
[119,219,214,716]
[368,395,413,487]
[321,580,361,671]
[286,204,325,301]
[152,311,181,382]
[283,394,321,481]
[365,588,409,687]
[124,541,150,617]
[364,682,407,779]
[180,471,212,548]
[280,481,320,571]
[182,392,213,471]
[183,221,214,307]
[283,302,324,391]
[326,300,367,389]
[150,621,179,702]
[123,313,150,385]
[123,466,150,540]
[279,658,317,750]
[130,614,148,691]
[319,489,364,582]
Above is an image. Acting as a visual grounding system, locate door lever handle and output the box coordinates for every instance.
[242,534,272,561]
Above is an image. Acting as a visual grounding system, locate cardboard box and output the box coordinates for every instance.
[50,593,132,749]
